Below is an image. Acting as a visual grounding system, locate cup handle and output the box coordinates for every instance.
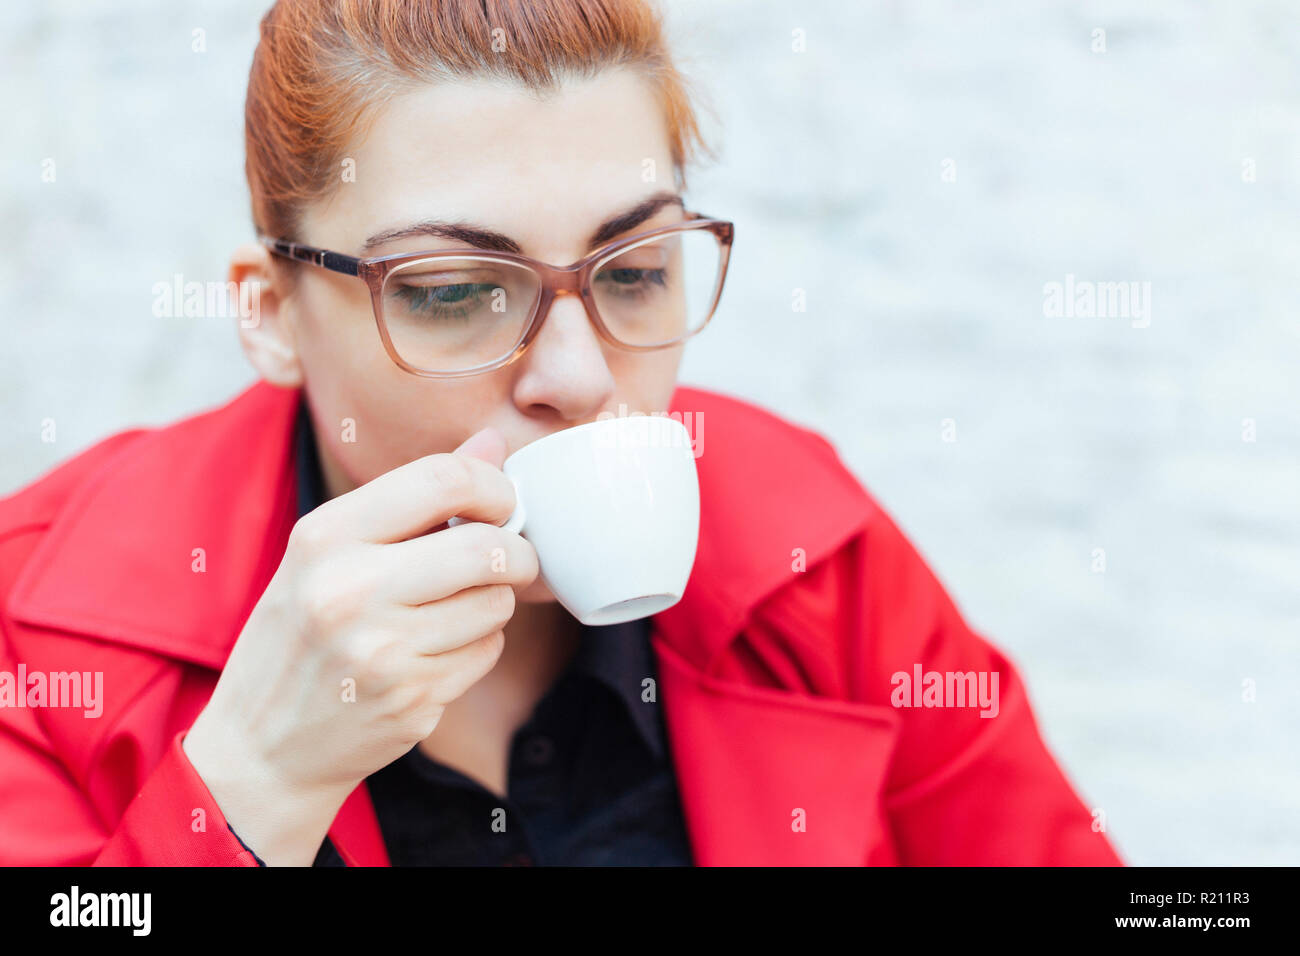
[500,475,526,534]
[446,474,526,535]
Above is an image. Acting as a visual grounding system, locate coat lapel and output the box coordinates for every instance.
[5,380,394,865]
[651,388,896,864]
[7,380,301,672]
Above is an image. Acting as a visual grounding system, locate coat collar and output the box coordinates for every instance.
[6,379,881,866]
[7,380,300,671]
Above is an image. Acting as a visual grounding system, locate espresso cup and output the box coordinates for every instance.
[450,415,700,626]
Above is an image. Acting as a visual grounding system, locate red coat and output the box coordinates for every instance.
[0,381,1123,866]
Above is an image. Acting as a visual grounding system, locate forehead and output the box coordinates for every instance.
[302,66,675,256]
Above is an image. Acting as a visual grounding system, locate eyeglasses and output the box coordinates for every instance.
[259,212,734,378]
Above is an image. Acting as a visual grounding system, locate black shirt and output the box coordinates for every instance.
[280,398,694,866]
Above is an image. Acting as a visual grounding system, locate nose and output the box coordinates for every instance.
[510,290,615,422]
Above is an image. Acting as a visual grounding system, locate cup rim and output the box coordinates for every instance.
[505,413,690,468]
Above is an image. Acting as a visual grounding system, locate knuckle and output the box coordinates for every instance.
[427,454,474,504]
[391,679,428,714]
[480,629,507,666]
[480,583,516,627]
[337,633,370,676]
[363,637,405,686]
[300,563,367,629]
[515,540,541,582]
[400,698,445,744]
[452,518,493,552]
[287,512,331,556]
[464,523,512,570]
[438,631,504,696]
[346,636,397,692]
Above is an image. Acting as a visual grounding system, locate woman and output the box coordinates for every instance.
[0,0,1122,866]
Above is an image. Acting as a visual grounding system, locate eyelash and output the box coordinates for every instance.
[393,282,496,320]
[595,267,668,296]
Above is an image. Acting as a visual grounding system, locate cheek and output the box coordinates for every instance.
[293,296,407,450]
[294,281,382,371]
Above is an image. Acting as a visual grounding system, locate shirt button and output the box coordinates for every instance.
[522,735,554,766]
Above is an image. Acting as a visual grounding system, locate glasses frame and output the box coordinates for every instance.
[259,211,734,378]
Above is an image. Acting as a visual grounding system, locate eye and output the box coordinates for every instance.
[595,267,668,294]
[404,283,483,304]
[606,267,660,285]
[392,282,496,320]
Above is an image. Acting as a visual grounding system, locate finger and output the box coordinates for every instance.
[452,426,507,469]
[407,629,507,704]
[396,584,518,656]
[376,520,540,607]
[320,428,517,543]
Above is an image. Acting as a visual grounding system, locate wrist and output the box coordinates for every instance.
[182,712,352,866]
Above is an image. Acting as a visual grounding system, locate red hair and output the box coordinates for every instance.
[245,0,709,241]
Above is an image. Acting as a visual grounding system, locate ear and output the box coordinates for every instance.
[230,241,302,387]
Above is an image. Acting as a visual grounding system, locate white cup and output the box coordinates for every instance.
[450,415,700,626]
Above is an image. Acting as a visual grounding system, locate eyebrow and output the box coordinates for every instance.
[358,191,684,257]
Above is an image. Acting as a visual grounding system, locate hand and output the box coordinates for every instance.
[182,427,538,864]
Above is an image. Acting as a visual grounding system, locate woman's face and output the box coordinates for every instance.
[237,67,685,603]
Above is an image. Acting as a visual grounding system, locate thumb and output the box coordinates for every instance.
[452,426,507,470]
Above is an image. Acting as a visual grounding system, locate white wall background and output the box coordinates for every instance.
[2,0,1297,864]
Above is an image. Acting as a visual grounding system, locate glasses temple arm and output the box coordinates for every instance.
[259,236,361,277]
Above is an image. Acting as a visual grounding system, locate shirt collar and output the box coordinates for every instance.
[569,616,665,759]
[292,398,667,760]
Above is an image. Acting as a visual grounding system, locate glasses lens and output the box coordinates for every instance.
[380,257,541,372]
[590,228,723,347]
